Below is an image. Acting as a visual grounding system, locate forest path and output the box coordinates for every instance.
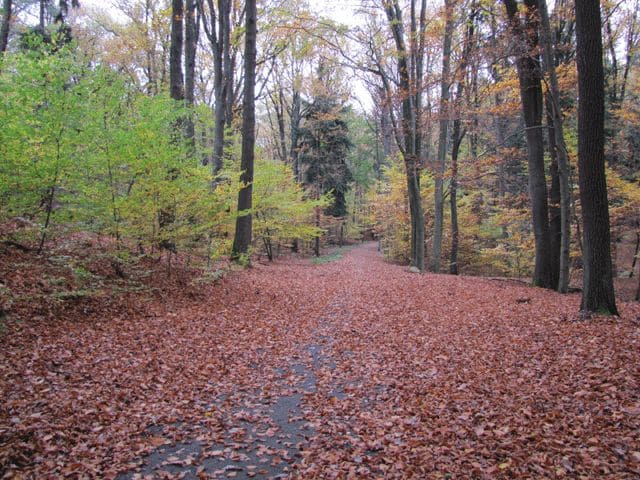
[3,243,640,478]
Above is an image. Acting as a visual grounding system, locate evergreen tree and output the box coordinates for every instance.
[297,90,353,218]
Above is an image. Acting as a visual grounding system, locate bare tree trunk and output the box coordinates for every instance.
[290,89,301,180]
[169,0,184,101]
[575,0,618,314]
[449,122,464,275]
[539,0,571,293]
[432,0,454,273]
[384,0,425,271]
[503,0,554,289]
[231,0,256,259]
[0,0,11,53]
[39,0,46,30]
[449,5,475,275]
[184,0,197,147]
[630,232,639,278]
[198,0,229,175]
[547,105,561,285]
[213,0,228,175]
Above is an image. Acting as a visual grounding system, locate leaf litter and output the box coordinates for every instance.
[2,242,640,478]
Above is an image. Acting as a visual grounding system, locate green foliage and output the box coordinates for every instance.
[371,160,412,263]
[0,46,238,258]
[311,246,352,264]
[252,158,328,260]
[297,91,353,217]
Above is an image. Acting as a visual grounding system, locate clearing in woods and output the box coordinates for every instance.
[2,242,640,478]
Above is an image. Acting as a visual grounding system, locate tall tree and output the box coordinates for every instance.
[383,0,425,271]
[0,0,11,53]
[182,0,198,159]
[297,82,353,219]
[449,4,476,275]
[231,0,256,259]
[503,0,555,289]
[431,0,454,273]
[575,0,618,314]
[199,0,233,175]
[184,0,198,116]
[538,0,571,293]
[169,0,184,101]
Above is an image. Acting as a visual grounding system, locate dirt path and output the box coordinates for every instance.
[2,243,640,478]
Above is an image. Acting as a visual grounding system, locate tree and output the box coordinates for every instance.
[297,83,353,219]
[231,0,256,259]
[431,0,454,273]
[575,0,618,315]
[449,4,476,275]
[184,0,198,144]
[198,0,234,175]
[0,0,11,53]
[383,0,425,271]
[502,0,555,289]
[538,0,571,293]
[169,0,183,101]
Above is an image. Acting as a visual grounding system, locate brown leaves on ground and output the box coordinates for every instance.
[1,242,640,478]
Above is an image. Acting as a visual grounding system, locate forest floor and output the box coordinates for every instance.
[2,241,640,479]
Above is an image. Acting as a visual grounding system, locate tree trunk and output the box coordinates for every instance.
[231,0,256,259]
[575,0,618,314]
[184,0,197,146]
[449,122,464,275]
[0,0,11,53]
[169,0,184,101]
[39,0,46,30]
[539,0,571,293]
[449,5,475,275]
[630,232,639,278]
[547,101,561,287]
[290,89,301,181]
[205,0,230,176]
[384,0,425,271]
[503,0,554,289]
[431,0,454,273]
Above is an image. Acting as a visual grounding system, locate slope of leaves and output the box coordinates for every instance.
[1,243,640,478]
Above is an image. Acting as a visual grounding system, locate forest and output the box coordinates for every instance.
[1,0,640,478]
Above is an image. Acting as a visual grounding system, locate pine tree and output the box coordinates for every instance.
[297,91,353,218]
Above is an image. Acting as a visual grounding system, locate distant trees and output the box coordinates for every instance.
[1,0,638,312]
[575,0,618,315]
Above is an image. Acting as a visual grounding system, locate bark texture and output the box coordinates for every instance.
[0,0,11,53]
[231,0,256,258]
[575,0,618,314]
[169,0,184,101]
[539,0,571,293]
[503,0,554,289]
[384,0,425,271]
[431,0,454,273]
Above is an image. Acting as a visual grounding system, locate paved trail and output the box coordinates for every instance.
[3,243,640,478]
